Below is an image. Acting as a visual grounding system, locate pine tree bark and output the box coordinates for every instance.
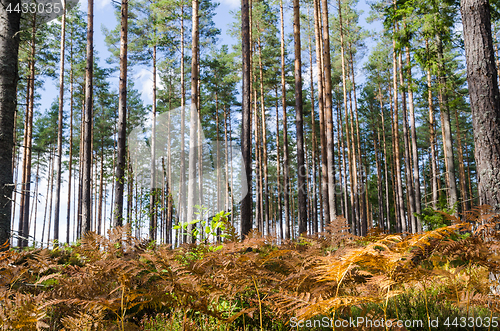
[113,0,128,228]
[436,34,458,211]
[82,0,94,235]
[279,0,290,239]
[293,0,307,235]
[54,2,66,244]
[186,0,199,243]
[377,84,391,231]
[0,0,20,248]
[308,33,318,233]
[179,3,186,231]
[392,28,406,232]
[257,38,269,234]
[321,0,337,223]
[313,0,330,228]
[454,107,469,212]
[425,47,439,210]
[66,41,74,244]
[398,52,416,233]
[149,45,157,241]
[406,47,422,230]
[460,0,500,211]
[19,14,37,247]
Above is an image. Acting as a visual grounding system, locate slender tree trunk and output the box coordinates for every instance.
[460,0,500,211]
[453,107,469,213]
[179,3,186,233]
[0,0,20,248]
[279,0,290,239]
[257,37,270,235]
[98,138,104,235]
[313,0,329,229]
[293,0,307,235]
[338,2,356,233]
[187,0,199,243]
[377,85,391,231]
[66,43,74,244]
[82,0,94,235]
[114,0,128,228]
[392,27,406,232]
[436,34,458,211]
[20,15,37,247]
[321,0,337,224]
[308,31,318,234]
[406,47,422,230]
[274,89,283,239]
[41,150,54,247]
[54,2,66,244]
[150,45,157,241]
[425,53,439,210]
[374,125,384,229]
[398,52,416,233]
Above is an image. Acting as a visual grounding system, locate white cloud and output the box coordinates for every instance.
[97,0,112,10]
[218,0,240,10]
[134,68,164,105]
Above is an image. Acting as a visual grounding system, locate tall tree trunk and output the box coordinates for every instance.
[460,0,500,211]
[257,37,270,235]
[338,2,355,233]
[274,89,283,239]
[293,0,307,235]
[20,14,37,247]
[348,42,365,235]
[313,0,329,228]
[66,41,74,244]
[98,137,104,235]
[374,125,384,229]
[398,52,416,233]
[41,149,54,247]
[436,34,458,211]
[187,0,199,243]
[406,47,422,230]
[150,45,157,241]
[0,1,20,248]
[308,30,318,233]
[454,107,469,212]
[321,0,337,224]
[377,84,391,231]
[425,50,439,210]
[392,27,406,232]
[279,0,290,239]
[82,0,94,235]
[54,2,66,244]
[113,0,128,227]
[241,0,252,239]
[179,3,186,232]
[337,101,349,223]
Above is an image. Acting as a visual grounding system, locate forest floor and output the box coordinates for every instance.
[1,206,500,330]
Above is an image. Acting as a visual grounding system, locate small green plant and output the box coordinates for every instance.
[173,206,232,247]
[416,202,457,231]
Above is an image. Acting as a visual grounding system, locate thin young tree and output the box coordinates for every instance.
[186,0,200,243]
[293,0,307,235]
[81,0,94,235]
[240,0,252,238]
[113,0,128,228]
[321,0,337,224]
[54,0,67,244]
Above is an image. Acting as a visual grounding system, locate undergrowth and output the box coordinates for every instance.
[1,205,500,330]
